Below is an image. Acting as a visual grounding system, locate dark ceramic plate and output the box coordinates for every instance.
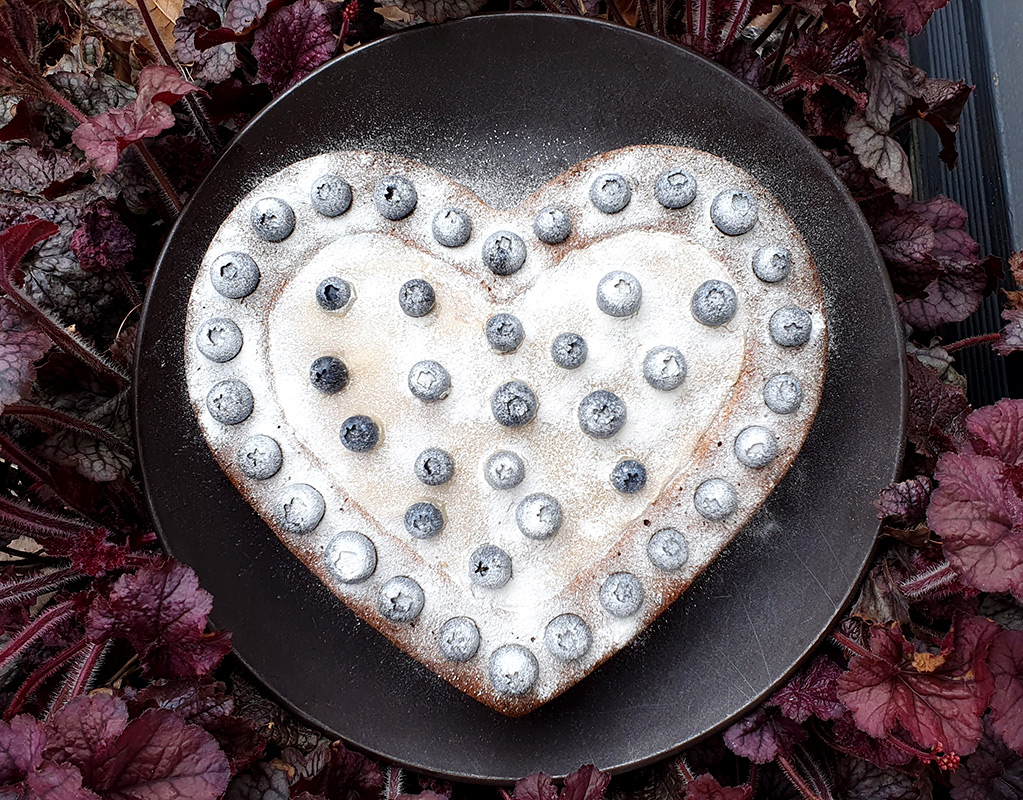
[134,13,905,783]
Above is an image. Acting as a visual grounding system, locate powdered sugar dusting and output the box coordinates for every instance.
[184,145,827,715]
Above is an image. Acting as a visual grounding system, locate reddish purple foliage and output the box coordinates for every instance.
[989,627,1023,753]
[768,655,846,723]
[251,0,335,95]
[722,705,805,764]
[87,560,232,678]
[684,774,751,800]
[70,200,136,275]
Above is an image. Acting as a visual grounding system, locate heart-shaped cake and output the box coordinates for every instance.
[184,145,827,716]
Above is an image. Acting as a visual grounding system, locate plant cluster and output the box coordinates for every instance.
[0,0,1021,798]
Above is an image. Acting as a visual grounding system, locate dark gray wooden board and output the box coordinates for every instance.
[135,13,906,783]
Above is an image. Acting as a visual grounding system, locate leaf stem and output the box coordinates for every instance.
[134,141,183,212]
[750,6,787,51]
[104,651,139,687]
[5,403,132,452]
[0,495,92,538]
[0,599,75,675]
[637,0,653,32]
[944,332,1001,353]
[831,630,875,660]
[3,638,87,719]
[0,567,81,607]
[605,0,627,26]
[769,9,798,84]
[776,755,823,800]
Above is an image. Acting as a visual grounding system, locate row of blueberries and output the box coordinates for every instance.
[206,238,795,308]
[316,522,690,696]
[241,167,762,270]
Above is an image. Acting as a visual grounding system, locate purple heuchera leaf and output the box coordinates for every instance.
[0,715,45,783]
[989,627,1023,753]
[71,65,203,173]
[846,114,912,196]
[70,200,136,274]
[906,356,971,463]
[43,693,129,784]
[950,719,1023,799]
[26,760,101,800]
[928,452,1023,597]
[768,655,846,723]
[832,756,932,800]
[964,399,1023,466]
[684,774,751,800]
[251,0,335,96]
[876,476,933,523]
[722,706,805,764]
[289,741,384,800]
[87,560,232,678]
[513,772,558,800]
[560,765,610,800]
[996,309,1023,355]
[89,708,230,800]
[0,296,51,412]
[882,0,952,36]
[837,615,998,756]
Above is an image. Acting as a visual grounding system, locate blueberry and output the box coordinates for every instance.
[210,252,259,299]
[273,483,325,534]
[516,493,562,540]
[309,355,349,394]
[610,459,647,494]
[544,614,592,661]
[398,279,435,317]
[691,279,738,327]
[438,617,480,662]
[490,381,538,427]
[753,245,792,283]
[533,206,572,244]
[415,447,454,486]
[324,531,376,583]
[469,544,512,588]
[236,434,282,479]
[578,389,626,439]
[484,451,524,490]
[596,270,642,317]
[374,175,417,220]
[206,380,253,424]
[485,313,525,353]
[711,189,758,235]
[408,360,451,402]
[250,197,295,242]
[590,173,631,213]
[769,306,813,347]
[404,502,444,539]
[600,572,644,617]
[482,231,527,276]
[195,318,242,362]
[655,168,698,209]
[735,425,778,468]
[489,644,538,696]
[551,332,587,369]
[316,277,352,311]
[694,478,739,521]
[340,415,379,452]
[648,528,689,571]
[432,207,472,247]
[643,346,687,391]
[310,174,352,217]
[378,576,424,622]
[764,373,803,414]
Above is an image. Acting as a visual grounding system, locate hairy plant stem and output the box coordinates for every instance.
[637,0,653,32]
[832,630,878,660]
[0,566,81,607]
[0,495,92,538]
[135,141,183,211]
[4,638,87,719]
[0,599,75,674]
[656,0,664,36]
[945,332,1002,352]
[776,755,823,800]
[900,559,959,598]
[605,0,627,26]
[104,651,139,687]
[722,0,754,50]
[6,403,132,452]
[52,640,107,709]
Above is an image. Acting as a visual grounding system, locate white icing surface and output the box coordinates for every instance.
[184,146,828,715]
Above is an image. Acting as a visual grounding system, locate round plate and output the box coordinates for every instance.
[135,13,905,783]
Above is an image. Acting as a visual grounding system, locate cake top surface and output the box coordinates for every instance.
[184,144,828,715]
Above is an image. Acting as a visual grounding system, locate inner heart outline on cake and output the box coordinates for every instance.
[184,145,828,716]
